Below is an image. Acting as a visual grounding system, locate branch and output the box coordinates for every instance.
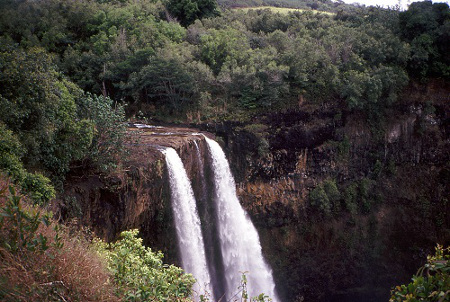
[40,280,67,289]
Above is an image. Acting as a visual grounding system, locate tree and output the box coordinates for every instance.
[308,184,332,216]
[0,40,94,183]
[399,1,450,78]
[77,94,127,173]
[199,27,250,75]
[165,0,219,26]
[127,54,196,115]
[0,124,55,205]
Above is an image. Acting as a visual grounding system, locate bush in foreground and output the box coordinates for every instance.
[0,176,195,301]
[0,177,118,301]
[390,244,450,302]
[95,229,195,302]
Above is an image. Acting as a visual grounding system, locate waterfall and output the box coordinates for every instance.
[193,141,207,199]
[193,140,226,301]
[203,136,279,302]
[161,147,212,298]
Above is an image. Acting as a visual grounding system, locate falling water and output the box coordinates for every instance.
[193,140,207,198]
[193,140,226,300]
[161,147,212,298]
[203,137,279,301]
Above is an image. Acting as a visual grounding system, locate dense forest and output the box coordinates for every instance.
[0,0,449,301]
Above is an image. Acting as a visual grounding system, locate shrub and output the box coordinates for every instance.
[21,173,56,206]
[0,124,55,205]
[309,179,341,216]
[308,184,331,216]
[0,123,24,180]
[359,177,373,214]
[344,182,358,215]
[78,94,128,173]
[95,229,196,302]
[390,244,450,302]
[0,185,51,253]
[323,179,341,213]
[0,177,118,301]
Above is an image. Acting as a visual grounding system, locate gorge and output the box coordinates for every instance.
[0,0,449,300]
[62,90,449,301]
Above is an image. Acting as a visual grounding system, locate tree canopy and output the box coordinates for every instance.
[166,0,220,26]
[0,0,448,197]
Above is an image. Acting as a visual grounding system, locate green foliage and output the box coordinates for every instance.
[344,182,358,215]
[337,136,351,159]
[127,53,196,115]
[343,178,376,215]
[390,244,450,302]
[239,273,273,302]
[0,185,52,253]
[372,159,382,179]
[241,124,270,156]
[285,35,337,102]
[95,229,195,301]
[21,173,56,206]
[339,66,408,119]
[200,27,250,75]
[78,94,127,173]
[0,37,127,185]
[309,184,331,216]
[323,178,341,212]
[0,123,25,181]
[309,179,341,216]
[399,1,450,79]
[359,177,371,213]
[0,0,425,124]
[0,40,94,182]
[166,0,219,26]
[0,124,55,205]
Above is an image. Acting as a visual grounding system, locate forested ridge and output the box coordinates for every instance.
[0,0,449,301]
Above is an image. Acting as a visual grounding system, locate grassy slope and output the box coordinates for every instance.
[0,177,119,302]
[233,6,334,15]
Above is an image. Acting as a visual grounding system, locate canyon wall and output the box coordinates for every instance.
[198,85,449,301]
[61,127,212,264]
[60,82,449,302]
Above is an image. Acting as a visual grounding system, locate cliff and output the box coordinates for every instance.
[199,82,449,301]
[59,81,449,302]
[60,126,213,264]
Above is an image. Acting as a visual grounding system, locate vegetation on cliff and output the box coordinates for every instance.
[0,177,118,301]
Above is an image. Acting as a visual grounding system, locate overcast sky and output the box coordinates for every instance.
[339,0,450,10]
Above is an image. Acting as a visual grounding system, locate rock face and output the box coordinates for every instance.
[62,126,213,263]
[197,89,449,301]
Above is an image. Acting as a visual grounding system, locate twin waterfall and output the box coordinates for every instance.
[162,137,279,301]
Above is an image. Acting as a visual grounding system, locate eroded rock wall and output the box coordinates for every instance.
[61,127,212,264]
[198,88,449,301]
[60,80,449,302]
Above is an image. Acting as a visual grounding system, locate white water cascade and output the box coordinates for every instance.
[161,147,212,298]
[203,137,279,301]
